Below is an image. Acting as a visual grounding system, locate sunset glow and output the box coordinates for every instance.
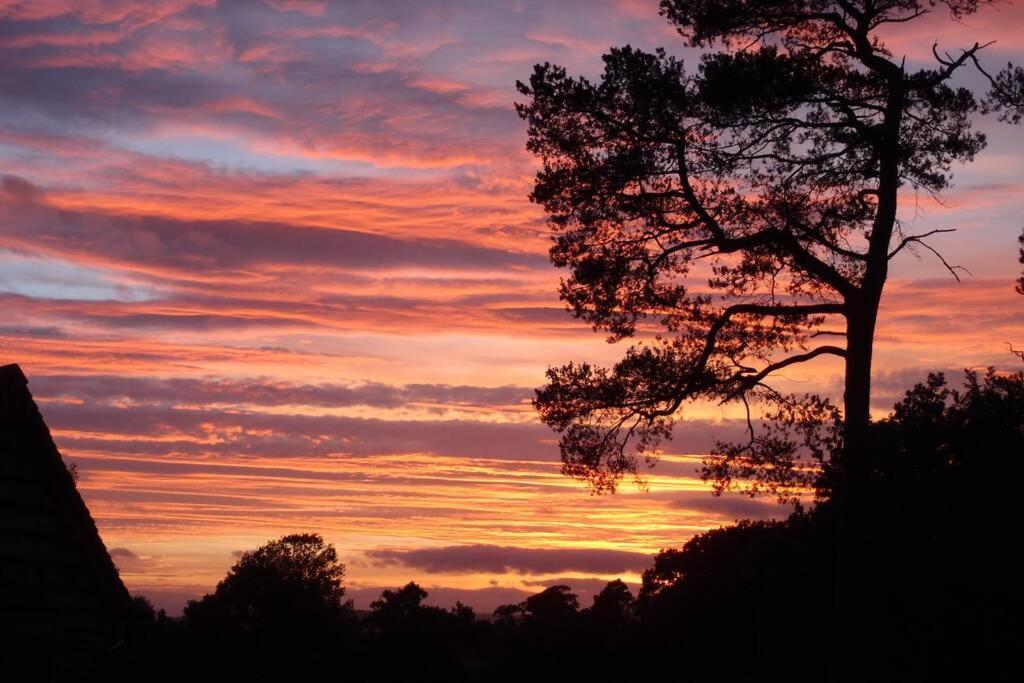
[1,0,1022,614]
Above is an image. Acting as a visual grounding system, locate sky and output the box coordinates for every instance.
[0,0,1022,614]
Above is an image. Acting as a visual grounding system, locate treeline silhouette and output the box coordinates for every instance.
[98,370,1021,682]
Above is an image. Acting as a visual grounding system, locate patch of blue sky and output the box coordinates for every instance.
[0,250,158,302]
[116,133,436,179]
[0,143,37,160]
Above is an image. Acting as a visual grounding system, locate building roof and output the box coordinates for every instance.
[0,363,130,669]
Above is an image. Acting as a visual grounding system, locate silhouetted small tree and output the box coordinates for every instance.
[494,584,581,628]
[186,532,350,624]
[183,532,353,676]
[588,579,636,624]
[522,584,579,626]
[367,580,480,634]
[369,581,429,624]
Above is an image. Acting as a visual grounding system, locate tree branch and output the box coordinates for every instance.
[715,229,859,297]
[887,228,957,259]
[726,345,847,400]
[927,41,993,87]
[639,302,847,419]
[915,240,973,282]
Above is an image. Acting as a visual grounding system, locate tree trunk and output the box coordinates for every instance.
[830,295,882,682]
[829,71,905,680]
[842,299,878,465]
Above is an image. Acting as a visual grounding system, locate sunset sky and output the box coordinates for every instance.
[1,0,1022,614]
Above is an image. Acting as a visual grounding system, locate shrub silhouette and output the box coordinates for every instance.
[637,370,1023,682]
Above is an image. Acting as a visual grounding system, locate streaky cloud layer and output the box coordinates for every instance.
[1,0,1022,613]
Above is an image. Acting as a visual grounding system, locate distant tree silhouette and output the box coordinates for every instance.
[587,578,635,624]
[580,579,641,672]
[365,582,486,682]
[522,584,579,625]
[183,532,353,676]
[103,595,179,682]
[495,584,580,628]
[518,0,1023,496]
[492,601,524,625]
[367,581,479,634]
[369,581,430,623]
[488,585,584,681]
[449,600,476,624]
[186,532,350,624]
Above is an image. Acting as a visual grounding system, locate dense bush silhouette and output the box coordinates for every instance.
[638,514,833,680]
[637,369,1023,682]
[101,372,1021,682]
[853,370,1023,680]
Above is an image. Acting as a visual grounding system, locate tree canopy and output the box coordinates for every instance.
[518,0,1024,493]
[184,532,351,631]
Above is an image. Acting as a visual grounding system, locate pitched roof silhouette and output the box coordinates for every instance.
[0,363,130,677]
